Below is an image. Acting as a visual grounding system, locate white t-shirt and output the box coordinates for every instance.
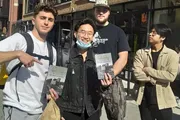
[0,32,57,114]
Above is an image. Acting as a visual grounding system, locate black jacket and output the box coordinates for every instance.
[57,45,102,116]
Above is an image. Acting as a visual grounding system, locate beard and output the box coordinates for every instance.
[95,17,108,25]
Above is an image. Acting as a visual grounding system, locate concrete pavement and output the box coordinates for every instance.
[100,99,180,120]
[100,79,180,120]
[1,84,180,120]
[100,100,141,120]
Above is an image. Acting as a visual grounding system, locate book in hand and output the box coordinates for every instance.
[46,65,67,95]
[95,53,114,80]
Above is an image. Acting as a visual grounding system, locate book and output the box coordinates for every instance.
[45,65,68,95]
[95,53,114,80]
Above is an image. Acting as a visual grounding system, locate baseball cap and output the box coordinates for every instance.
[94,0,110,9]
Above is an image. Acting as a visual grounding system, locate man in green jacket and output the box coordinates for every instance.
[133,23,178,120]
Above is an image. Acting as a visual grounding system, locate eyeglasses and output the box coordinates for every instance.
[78,30,94,37]
[149,30,158,36]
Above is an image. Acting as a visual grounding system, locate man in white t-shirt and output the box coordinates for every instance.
[0,3,58,120]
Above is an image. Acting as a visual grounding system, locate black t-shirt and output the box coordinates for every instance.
[144,47,163,105]
[93,23,130,63]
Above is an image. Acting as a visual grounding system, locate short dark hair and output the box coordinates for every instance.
[74,18,96,34]
[151,23,172,42]
[33,3,57,18]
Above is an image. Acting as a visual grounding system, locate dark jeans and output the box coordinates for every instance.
[63,110,100,120]
[139,100,172,120]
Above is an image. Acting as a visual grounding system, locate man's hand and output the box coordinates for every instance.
[143,67,149,75]
[17,50,42,67]
[101,73,113,87]
[61,117,65,120]
[48,88,59,100]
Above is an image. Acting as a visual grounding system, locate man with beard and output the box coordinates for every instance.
[93,0,130,120]
[93,0,130,77]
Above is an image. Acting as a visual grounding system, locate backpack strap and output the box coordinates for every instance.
[9,33,54,75]
[21,32,34,54]
[9,33,34,75]
[47,42,53,65]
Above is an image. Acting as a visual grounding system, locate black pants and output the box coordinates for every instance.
[139,100,172,120]
[63,110,100,120]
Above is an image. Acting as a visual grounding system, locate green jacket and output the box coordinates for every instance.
[133,45,178,110]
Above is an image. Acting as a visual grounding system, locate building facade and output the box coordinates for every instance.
[8,0,23,35]
[20,0,180,50]
[0,0,9,38]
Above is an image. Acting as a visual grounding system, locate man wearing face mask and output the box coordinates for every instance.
[57,18,112,120]
[76,36,92,49]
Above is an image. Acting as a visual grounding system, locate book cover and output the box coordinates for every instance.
[95,53,114,80]
[45,65,68,95]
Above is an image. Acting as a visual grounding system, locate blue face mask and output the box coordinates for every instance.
[76,39,92,50]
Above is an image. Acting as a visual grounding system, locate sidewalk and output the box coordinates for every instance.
[100,100,141,120]
[100,79,180,120]
[1,83,180,120]
[173,107,180,120]
[100,99,180,120]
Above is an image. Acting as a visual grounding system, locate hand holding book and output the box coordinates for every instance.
[45,65,68,96]
[95,53,115,80]
[100,73,113,87]
[47,88,59,100]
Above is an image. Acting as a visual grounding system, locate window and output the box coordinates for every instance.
[25,0,40,14]
[153,8,180,50]
[154,0,180,8]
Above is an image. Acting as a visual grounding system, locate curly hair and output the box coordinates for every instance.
[33,3,57,18]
